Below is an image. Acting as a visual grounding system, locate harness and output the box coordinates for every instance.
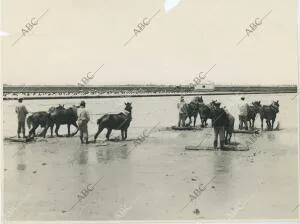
[122,110,130,116]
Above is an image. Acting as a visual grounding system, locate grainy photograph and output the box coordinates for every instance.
[1,0,299,223]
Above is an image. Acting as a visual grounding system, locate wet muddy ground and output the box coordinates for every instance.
[3,94,299,221]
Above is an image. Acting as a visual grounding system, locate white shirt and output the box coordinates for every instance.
[238,101,248,116]
[78,107,90,122]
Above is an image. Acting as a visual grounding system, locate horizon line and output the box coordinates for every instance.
[2,84,298,87]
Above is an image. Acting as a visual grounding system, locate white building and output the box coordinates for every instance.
[194,81,215,91]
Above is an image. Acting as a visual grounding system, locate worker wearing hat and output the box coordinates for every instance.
[238,96,249,130]
[78,100,90,144]
[211,101,227,149]
[15,97,28,138]
[177,95,188,127]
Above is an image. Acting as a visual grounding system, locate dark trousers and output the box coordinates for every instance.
[213,126,225,149]
[17,120,26,137]
[239,115,248,130]
[178,113,187,127]
[78,120,88,142]
[79,120,88,138]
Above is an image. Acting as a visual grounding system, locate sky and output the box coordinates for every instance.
[1,0,298,86]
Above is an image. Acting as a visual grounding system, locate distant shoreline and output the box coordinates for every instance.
[3,91,297,101]
[3,85,297,100]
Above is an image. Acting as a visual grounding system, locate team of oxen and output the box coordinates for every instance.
[186,96,279,128]
[26,96,280,141]
[184,96,279,143]
[26,103,133,141]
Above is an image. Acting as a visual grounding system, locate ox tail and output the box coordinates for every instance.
[27,115,33,129]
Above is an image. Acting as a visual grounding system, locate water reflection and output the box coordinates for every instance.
[17,144,26,171]
[78,147,88,165]
[96,147,113,163]
[266,132,276,141]
[120,144,131,159]
[212,151,233,202]
[213,151,232,174]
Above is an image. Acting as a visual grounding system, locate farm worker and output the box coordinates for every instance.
[211,102,227,149]
[78,100,90,144]
[177,96,188,127]
[238,96,249,130]
[15,97,28,138]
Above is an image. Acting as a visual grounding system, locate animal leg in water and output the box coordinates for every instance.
[188,117,192,126]
[72,121,79,135]
[67,124,71,137]
[28,123,38,138]
[200,118,204,128]
[121,130,125,140]
[224,131,228,144]
[106,129,112,140]
[125,129,128,139]
[266,120,271,130]
[55,124,62,137]
[40,126,48,138]
[44,123,53,137]
[271,119,275,130]
[94,126,104,141]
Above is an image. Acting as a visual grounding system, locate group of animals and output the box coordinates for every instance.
[26,102,133,141]
[186,96,279,128]
[184,96,280,143]
[26,96,280,142]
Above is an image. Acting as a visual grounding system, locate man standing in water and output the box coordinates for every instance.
[238,96,249,130]
[211,101,227,149]
[78,100,90,144]
[15,97,28,138]
[177,96,188,127]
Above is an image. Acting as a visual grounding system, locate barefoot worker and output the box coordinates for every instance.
[238,96,249,130]
[211,101,227,149]
[15,97,29,138]
[177,96,188,127]
[78,100,90,144]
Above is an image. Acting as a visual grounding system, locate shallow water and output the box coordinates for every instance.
[3,93,299,221]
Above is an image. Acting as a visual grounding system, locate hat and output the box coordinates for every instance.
[215,102,221,106]
[80,100,86,107]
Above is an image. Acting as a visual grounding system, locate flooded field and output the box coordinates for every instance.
[3,93,299,221]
